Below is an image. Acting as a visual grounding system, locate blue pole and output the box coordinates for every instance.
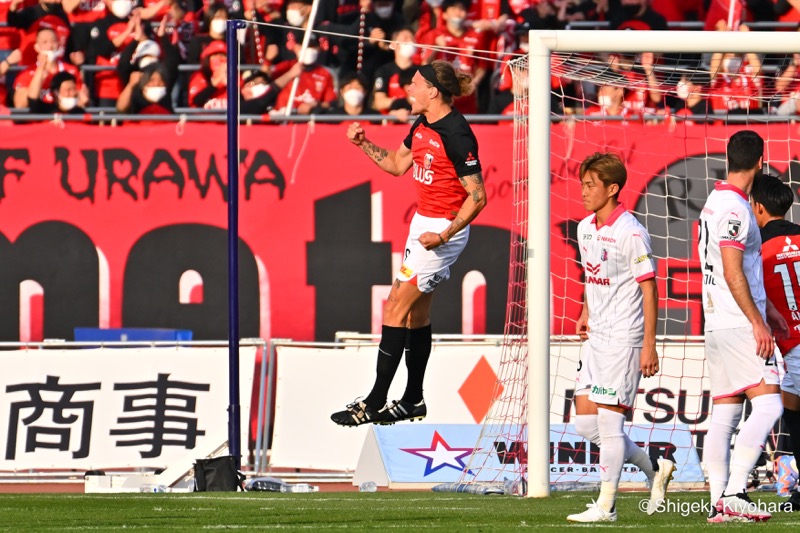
[226,19,244,469]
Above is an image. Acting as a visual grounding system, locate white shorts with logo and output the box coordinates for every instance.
[705,327,780,400]
[575,340,641,409]
[781,345,800,397]
[396,212,469,294]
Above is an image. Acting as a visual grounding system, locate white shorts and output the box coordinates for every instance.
[705,327,780,400]
[575,340,641,409]
[396,212,469,294]
[781,345,800,397]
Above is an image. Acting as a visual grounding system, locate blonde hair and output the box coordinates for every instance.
[428,60,473,104]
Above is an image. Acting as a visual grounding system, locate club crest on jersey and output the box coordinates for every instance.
[727,219,741,237]
[600,248,608,262]
[424,152,434,170]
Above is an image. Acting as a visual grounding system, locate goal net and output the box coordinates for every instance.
[458,29,800,497]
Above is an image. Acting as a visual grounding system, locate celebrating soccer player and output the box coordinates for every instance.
[750,174,800,512]
[330,60,487,427]
[567,152,675,523]
[699,130,784,523]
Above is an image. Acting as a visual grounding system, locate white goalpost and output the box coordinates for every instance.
[455,29,800,499]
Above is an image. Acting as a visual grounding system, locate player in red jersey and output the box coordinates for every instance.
[751,175,800,512]
[331,60,487,427]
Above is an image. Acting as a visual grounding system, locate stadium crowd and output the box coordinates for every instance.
[0,0,798,120]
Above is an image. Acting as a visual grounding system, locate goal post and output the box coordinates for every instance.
[522,30,800,498]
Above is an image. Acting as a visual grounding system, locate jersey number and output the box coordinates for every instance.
[773,261,800,312]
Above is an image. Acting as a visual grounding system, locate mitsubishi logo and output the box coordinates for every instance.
[783,237,800,253]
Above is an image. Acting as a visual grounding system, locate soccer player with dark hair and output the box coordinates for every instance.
[699,130,785,522]
[331,60,486,427]
[751,174,800,512]
[567,152,675,523]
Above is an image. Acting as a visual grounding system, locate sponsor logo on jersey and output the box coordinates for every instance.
[428,139,440,149]
[777,237,800,260]
[586,263,601,275]
[415,132,423,139]
[399,264,414,278]
[465,152,478,167]
[591,385,616,397]
[597,235,616,243]
[586,276,610,286]
[633,253,652,264]
[412,162,433,185]
[600,248,608,262]
[426,273,443,289]
[582,234,592,240]
[727,219,741,237]
[424,152,433,170]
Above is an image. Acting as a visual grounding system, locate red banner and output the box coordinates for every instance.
[1,122,796,341]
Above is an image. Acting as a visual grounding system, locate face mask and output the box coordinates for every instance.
[375,5,393,18]
[398,42,416,59]
[249,83,269,99]
[447,16,465,28]
[426,0,443,7]
[59,96,77,110]
[210,18,227,35]
[44,50,59,62]
[110,0,133,19]
[519,42,529,53]
[723,56,742,73]
[144,86,167,102]
[676,82,690,100]
[286,9,306,27]
[139,56,158,69]
[598,95,612,108]
[300,48,318,65]
[343,88,365,107]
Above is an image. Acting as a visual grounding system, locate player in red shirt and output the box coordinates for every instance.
[419,0,487,114]
[188,39,228,108]
[751,175,800,512]
[331,60,487,426]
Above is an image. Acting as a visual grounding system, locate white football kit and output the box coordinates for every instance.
[575,204,656,408]
[699,181,778,400]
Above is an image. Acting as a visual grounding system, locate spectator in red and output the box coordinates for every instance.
[85,0,142,107]
[419,0,488,114]
[8,12,71,67]
[273,35,337,114]
[708,20,762,114]
[0,0,39,61]
[666,72,712,124]
[117,62,173,114]
[28,69,86,113]
[607,51,663,114]
[371,27,419,113]
[607,0,668,30]
[188,39,228,108]
[327,71,371,116]
[584,83,630,119]
[416,0,446,43]
[187,3,227,64]
[13,26,82,108]
[240,63,302,114]
[650,0,704,23]
[774,0,800,27]
[772,52,800,114]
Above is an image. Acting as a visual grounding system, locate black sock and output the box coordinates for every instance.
[363,325,407,409]
[782,408,800,465]
[401,324,432,404]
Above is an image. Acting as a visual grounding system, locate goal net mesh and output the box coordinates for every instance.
[458,47,800,494]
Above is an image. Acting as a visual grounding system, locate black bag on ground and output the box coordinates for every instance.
[194,455,245,492]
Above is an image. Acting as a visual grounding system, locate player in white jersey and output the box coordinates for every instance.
[698,130,785,523]
[567,153,676,523]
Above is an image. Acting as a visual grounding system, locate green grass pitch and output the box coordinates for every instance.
[1,491,799,531]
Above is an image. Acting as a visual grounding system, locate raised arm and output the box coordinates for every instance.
[419,171,487,250]
[347,121,413,176]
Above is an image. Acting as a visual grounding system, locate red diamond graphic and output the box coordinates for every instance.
[458,356,503,423]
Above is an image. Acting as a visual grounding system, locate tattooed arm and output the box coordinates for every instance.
[419,172,488,250]
[346,121,413,176]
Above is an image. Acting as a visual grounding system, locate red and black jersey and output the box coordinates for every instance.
[761,219,800,354]
[403,109,482,220]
